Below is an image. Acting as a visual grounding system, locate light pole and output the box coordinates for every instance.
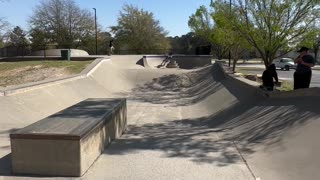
[228,0,231,67]
[316,34,320,63]
[93,8,98,55]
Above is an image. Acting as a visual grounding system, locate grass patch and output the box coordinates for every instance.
[0,60,94,87]
[0,60,93,74]
[236,68,294,92]
[235,68,251,75]
[276,81,293,91]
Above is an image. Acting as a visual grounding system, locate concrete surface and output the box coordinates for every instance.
[0,55,319,180]
[30,49,89,57]
[10,98,127,177]
[143,55,212,69]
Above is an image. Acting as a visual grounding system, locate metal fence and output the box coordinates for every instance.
[0,46,32,57]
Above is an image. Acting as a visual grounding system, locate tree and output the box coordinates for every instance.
[298,24,320,63]
[211,1,252,71]
[29,28,50,51]
[0,17,10,48]
[79,31,112,55]
[111,4,170,54]
[29,0,95,49]
[226,0,319,67]
[8,26,28,46]
[188,6,213,40]
[188,5,230,59]
[167,32,209,54]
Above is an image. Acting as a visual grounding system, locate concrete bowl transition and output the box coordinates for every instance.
[0,55,320,180]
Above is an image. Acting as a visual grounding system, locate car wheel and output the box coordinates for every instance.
[285,65,290,71]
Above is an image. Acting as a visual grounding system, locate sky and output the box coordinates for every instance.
[0,0,211,37]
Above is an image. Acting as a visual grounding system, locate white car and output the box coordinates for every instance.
[273,58,296,71]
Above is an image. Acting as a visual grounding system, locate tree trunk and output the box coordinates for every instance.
[262,53,276,69]
[232,58,238,72]
[314,46,319,64]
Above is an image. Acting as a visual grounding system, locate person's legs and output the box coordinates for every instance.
[294,72,303,89]
[110,46,114,55]
[301,71,312,88]
[294,71,312,89]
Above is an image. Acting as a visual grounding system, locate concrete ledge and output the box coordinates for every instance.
[0,57,110,96]
[0,56,98,62]
[10,98,127,177]
[143,55,212,69]
[29,49,89,57]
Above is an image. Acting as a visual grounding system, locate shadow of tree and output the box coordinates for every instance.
[105,121,241,166]
[120,66,223,106]
[104,96,320,165]
[104,64,320,166]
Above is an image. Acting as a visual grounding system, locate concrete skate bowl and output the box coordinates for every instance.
[0,55,320,179]
[143,55,212,69]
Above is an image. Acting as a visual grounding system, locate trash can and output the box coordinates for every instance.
[61,50,70,61]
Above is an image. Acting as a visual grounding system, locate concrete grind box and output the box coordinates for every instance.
[10,98,127,177]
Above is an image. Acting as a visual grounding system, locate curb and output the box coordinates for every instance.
[0,57,110,96]
[215,62,320,98]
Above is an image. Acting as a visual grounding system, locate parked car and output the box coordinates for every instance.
[273,58,296,71]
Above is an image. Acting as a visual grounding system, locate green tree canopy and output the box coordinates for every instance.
[211,1,252,71]
[227,0,319,67]
[167,32,209,54]
[29,28,50,50]
[79,31,112,55]
[111,4,170,54]
[190,0,319,68]
[298,24,320,62]
[8,26,28,46]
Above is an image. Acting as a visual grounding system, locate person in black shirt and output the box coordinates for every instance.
[294,47,315,89]
[261,63,278,91]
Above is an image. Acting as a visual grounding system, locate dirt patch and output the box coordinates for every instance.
[243,74,259,82]
[0,66,71,88]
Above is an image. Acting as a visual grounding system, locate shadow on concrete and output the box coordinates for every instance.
[135,58,144,67]
[0,128,20,134]
[105,64,320,165]
[104,95,320,165]
[0,153,11,176]
[123,65,223,106]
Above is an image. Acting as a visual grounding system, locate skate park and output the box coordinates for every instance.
[0,54,320,180]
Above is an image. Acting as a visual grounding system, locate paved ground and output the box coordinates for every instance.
[237,65,320,87]
[0,56,320,180]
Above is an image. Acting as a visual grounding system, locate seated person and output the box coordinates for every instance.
[260,64,278,91]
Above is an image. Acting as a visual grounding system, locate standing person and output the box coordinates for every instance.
[109,40,115,55]
[294,47,315,89]
[260,64,278,91]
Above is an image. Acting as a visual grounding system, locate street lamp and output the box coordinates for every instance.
[93,8,98,55]
[228,0,231,67]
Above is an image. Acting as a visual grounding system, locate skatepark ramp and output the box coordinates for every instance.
[0,55,320,180]
[142,55,212,69]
